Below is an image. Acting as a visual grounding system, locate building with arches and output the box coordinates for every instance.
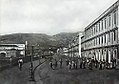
[0,44,25,58]
[81,1,119,64]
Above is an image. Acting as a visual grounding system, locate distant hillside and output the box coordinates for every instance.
[53,32,79,47]
[0,32,80,48]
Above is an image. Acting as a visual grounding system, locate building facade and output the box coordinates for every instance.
[0,44,25,58]
[67,32,83,58]
[81,1,119,64]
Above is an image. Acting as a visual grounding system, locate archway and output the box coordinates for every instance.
[0,51,7,58]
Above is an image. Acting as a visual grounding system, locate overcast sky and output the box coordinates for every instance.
[0,0,118,35]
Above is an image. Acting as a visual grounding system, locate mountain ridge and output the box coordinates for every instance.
[0,32,81,48]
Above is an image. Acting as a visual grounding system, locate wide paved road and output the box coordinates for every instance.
[1,59,119,84]
[0,59,46,84]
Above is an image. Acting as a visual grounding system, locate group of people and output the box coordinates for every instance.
[49,57,117,71]
[81,57,116,70]
[67,57,117,71]
[49,58,63,70]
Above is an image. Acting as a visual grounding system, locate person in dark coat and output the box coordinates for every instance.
[55,59,57,68]
[59,58,63,68]
[112,58,116,69]
[49,61,53,69]
[99,60,102,70]
[80,59,83,69]
[113,58,116,69]
[65,59,69,66]
[95,59,98,69]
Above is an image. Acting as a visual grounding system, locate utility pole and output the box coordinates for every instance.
[29,45,35,81]
[25,41,28,57]
[28,45,49,82]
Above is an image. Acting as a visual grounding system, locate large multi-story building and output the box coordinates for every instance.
[67,32,83,58]
[81,1,119,64]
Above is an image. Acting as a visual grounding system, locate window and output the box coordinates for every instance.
[105,18,107,29]
[102,20,103,30]
[92,27,93,35]
[92,28,93,35]
[109,33,110,42]
[114,11,117,25]
[104,34,106,43]
[96,38,97,45]
[102,36,103,44]
[95,25,97,32]
[99,37,100,44]
[114,30,116,41]
[109,15,111,27]
[94,26,95,34]
[99,22,100,32]
[94,39,95,46]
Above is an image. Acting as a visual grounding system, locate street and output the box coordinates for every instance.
[0,59,119,84]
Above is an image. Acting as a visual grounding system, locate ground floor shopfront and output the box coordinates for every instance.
[81,45,119,65]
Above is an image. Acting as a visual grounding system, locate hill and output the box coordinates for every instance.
[0,32,79,48]
[53,32,79,47]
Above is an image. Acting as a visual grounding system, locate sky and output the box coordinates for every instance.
[0,0,118,35]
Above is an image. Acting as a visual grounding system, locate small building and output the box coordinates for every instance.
[0,44,25,58]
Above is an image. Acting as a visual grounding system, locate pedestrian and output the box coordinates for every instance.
[112,58,116,69]
[55,59,57,68]
[82,59,86,69]
[91,57,95,69]
[102,59,106,69]
[86,58,89,69]
[59,58,63,68]
[80,59,83,69]
[65,59,69,66]
[68,61,72,72]
[113,58,116,69]
[89,59,93,70]
[9,56,13,66]
[49,61,53,69]
[95,59,98,69]
[106,62,110,69]
[99,60,102,70]
[75,60,78,69]
[72,60,75,69]
[18,58,23,71]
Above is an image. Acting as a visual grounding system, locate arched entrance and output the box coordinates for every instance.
[0,51,7,58]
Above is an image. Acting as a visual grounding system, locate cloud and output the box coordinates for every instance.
[0,0,117,35]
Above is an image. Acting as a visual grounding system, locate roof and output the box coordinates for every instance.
[85,1,118,30]
[0,44,25,47]
[0,44,18,47]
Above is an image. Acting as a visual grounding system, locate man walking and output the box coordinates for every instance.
[18,58,23,71]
